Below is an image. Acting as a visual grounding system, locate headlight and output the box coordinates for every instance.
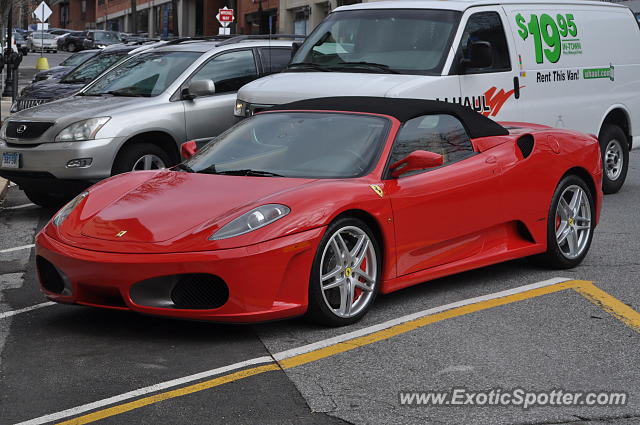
[55,117,110,142]
[211,204,290,240]
[0,120,8,139]
[234,100,248,117]
[52,191,88,226]
[9,102,18,113]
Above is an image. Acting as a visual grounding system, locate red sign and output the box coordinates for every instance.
[218,9,234,22]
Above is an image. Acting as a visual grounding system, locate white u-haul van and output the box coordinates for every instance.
[235,0,640,193]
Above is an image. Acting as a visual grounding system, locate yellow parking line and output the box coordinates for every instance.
[572,281,640,333]
[52,280,638,424]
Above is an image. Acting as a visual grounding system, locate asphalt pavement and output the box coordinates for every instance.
[0,149,638,425]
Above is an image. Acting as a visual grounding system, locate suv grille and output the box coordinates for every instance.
[6,121,54,139]
[16,98,49,111]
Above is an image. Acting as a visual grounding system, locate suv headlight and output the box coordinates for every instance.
[210,204,290,240]
[52,191,88,226]
[234,100,248,117]
[0,120,8,139]
[55,117,110,142]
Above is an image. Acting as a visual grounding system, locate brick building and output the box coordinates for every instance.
[237,0,278,34]
[49,0,97,30]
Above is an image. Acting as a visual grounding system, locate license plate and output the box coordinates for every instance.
[1,152,20,169]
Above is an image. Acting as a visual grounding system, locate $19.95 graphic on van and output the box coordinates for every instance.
[515,13,582,64]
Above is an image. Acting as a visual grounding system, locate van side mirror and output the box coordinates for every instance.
[291,41,302,60]
[460,41,493,72]
[390,150,444,178]
[183,79,216,100]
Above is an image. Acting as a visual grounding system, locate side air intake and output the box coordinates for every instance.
[516,134,535,158]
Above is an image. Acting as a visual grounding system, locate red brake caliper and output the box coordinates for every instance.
[353,258,366,300]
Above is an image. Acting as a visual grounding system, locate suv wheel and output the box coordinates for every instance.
[111,143,172,175]
[23,189,70,209]
[67,42,76,52]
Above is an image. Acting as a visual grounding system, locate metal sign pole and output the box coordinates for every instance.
[41,7,44,56]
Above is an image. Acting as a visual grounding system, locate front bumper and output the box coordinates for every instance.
[35,227,325,323]
[0,136,124,183]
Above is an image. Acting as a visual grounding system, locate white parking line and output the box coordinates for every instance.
[0,302,55,320]
[0,244,35,254]
[16,277,570,425]
[2,203,36,210]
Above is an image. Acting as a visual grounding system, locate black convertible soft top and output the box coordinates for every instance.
[268,96,509,139]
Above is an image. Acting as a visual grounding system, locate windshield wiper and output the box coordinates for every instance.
[329,61,400,74]
[285,62,331,72]
[174,163,195,173]
[106,89,150,97]
[216,169,284,177]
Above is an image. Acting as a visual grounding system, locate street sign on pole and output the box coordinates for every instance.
[33,1,52,22]
[216,7,234,28]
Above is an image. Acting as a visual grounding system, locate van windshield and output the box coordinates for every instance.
[289,9,461,75]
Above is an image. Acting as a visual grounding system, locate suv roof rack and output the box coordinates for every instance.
[216,34,306,46]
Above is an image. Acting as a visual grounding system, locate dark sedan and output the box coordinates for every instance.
[32,49,99,83]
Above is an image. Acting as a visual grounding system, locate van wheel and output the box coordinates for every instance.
[535,175,595,269]
[111,143,172,175]
[306,217,381,326]
[599,124,629,194]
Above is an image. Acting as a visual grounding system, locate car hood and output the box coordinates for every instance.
[77,171,317,245]
[238,72,436,104]
[10,94,146,120]
[18,80,83,100]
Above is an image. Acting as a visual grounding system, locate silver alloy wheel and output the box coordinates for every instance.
[555,185,592,260]
[132,154,166,171]
[320,226,377,318]
[605,139,623,181]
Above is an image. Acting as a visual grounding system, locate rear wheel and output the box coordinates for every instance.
[536,175,595,269]
[307,217,381,326]
[67,42,76,52]
[111,143,172,175]
[599,124,629,194]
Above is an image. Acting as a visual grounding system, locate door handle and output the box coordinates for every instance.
[513,76,520,99]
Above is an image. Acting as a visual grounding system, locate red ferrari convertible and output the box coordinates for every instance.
[36,97,602,326]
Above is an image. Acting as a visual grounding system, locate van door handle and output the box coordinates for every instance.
[513,76,520,99]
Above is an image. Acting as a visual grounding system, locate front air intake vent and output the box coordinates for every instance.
[36,256,65,294]
[517,134,535,158]
[170,274,229,309]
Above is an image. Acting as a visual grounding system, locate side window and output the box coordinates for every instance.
[190,50,258,95]
[389,114,475,176]
[456,11,511,73]
[258,48,291,74]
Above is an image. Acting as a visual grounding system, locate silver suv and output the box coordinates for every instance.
[0,36,297,206]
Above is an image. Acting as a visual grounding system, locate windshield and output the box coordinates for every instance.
[13,33,24,42]
[184,112,390,178]
[290,9,461,75]
[84,51,199,97]
[60,50,96,67]
[61,51,128,84]
[95,31,121,42]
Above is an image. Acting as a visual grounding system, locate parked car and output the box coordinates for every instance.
[0,36,297,207]
[27,31,57,52]
[82,30,123,50]
[236,0,640,194]
[59,31,87,52]
[33,97,603,324]
[32,49,100,82]
[11,46,136,113]
[12,32,29,55]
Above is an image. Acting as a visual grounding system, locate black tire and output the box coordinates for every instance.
[599,124,629,194]
[306,217,382,326]
[535,175,595,269]
[53,50,57,53]
[111,143,173,176]
[23,188,71,209]
[67,42,76,52]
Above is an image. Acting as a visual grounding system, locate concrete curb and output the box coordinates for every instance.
[0,177,9,204]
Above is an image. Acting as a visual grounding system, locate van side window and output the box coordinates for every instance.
[190,50,258,94]
[389,114,475,177]
[456,11,511,74]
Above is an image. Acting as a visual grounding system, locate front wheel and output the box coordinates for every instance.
[599,124,629,194]
[535,175,595,269]
[307,217,381,326]
[111,143,172,175]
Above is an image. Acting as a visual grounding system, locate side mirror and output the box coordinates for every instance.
[389,150,444,178]
[183,79,216,100]
[290,41,302,60]
[460,41,493,72]
[180,140,198,159]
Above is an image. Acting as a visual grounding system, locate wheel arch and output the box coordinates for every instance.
[116,131,181,165]
[599,106,632,150]
[561,166,599,216]
[331,209,385,259]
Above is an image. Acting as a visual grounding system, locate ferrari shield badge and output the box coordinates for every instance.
[370,184,384,198]
[116,230,127,238]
